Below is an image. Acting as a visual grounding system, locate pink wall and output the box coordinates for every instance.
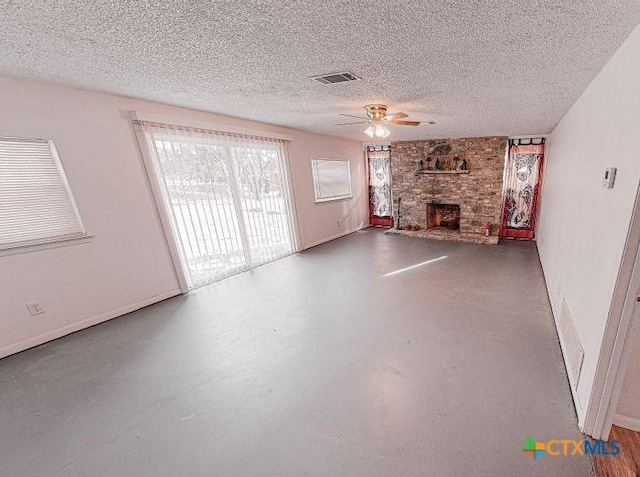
[0,76,367,357]
[288,131,368,248]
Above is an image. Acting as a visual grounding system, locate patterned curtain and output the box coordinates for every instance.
[500,138,545,239]
[367,146,393,227]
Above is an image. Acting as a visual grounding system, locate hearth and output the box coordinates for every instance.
[426,203,460,231]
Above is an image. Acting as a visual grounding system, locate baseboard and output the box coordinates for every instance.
[302,225,368,250]
[613,413,640,432]
[0,289,182,360]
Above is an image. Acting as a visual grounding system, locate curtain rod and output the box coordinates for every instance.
[366,144,391,152]
[509,137,545,146]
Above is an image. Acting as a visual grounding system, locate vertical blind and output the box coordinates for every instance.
[0,137,85,249]
[137,121,297,288]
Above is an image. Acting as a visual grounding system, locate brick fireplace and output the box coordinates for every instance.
[387,137,507,244]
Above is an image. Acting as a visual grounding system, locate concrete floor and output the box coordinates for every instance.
[0,229,592,476]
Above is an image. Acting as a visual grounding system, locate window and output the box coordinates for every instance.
[137,121,298,289]
[311,159,353,203]
[0,137,85,250]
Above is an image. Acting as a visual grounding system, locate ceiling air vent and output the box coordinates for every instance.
[312,72,361,84]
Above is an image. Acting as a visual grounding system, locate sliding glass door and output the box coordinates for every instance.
[227,139,297,266]
[139,122,297,289]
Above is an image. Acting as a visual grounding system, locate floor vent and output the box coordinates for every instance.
[559,298,584,390]
[311,72,361,84]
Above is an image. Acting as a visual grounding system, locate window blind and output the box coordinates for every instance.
[0,137,85,250]
[136,121,297,288]
[311,159,353,203]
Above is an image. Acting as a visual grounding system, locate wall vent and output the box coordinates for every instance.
[311,72,361,84]
[559,298,585,390]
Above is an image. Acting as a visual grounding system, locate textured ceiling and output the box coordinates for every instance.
[1,1,639,141]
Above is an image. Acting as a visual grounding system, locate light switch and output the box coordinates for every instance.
[602,167,617,189]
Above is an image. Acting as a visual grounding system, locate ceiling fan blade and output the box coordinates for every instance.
[390,120,421,126]
[385,112,408,121]
[335,121,368,126]
[339,113,369,120]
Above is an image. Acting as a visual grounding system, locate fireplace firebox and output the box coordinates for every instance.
[426,203,460,230]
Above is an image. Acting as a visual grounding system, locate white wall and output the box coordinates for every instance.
[0,76,367,358]
[536,25,640,427]
[616,324,640,427]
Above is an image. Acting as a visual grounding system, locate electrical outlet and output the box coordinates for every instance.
[26,302,46,316]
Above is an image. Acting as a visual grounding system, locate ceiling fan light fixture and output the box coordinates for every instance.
[374,123,390,138]
[348,104,424,138]
[364,124,376,138]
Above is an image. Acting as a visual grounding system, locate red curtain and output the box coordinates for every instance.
[367,146,394,227]
[499,139,545,239]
